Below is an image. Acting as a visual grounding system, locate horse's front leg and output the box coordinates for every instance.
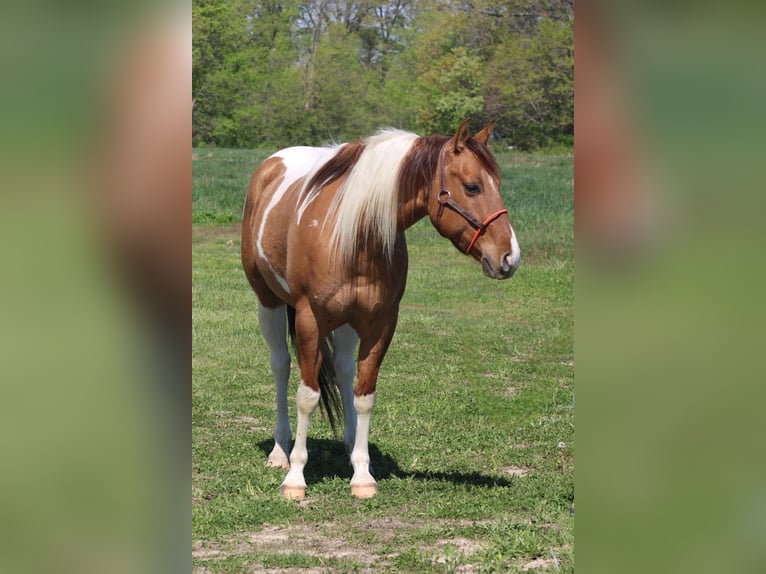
[350,314,398,499]
[280,301,322,500]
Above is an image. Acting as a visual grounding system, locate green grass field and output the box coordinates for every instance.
[193,148,573,573]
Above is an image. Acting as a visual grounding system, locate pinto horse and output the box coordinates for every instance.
[241,119,520,499]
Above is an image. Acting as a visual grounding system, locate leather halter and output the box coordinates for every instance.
[436,143,509,255]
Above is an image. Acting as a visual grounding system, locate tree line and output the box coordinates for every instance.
[193,0,573,150]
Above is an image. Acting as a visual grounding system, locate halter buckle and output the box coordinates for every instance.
[436,189,450,221]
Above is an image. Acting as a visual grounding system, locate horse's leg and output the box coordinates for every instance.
[333,324,359,454]
[258,303,292,469]
[350,315,398,499]
[280,301,322,499]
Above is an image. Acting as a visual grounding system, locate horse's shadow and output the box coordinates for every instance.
[256,438,515,489]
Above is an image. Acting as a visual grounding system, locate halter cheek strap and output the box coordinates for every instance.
[436,144,509,255]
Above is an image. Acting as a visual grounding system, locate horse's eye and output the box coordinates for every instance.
[463,183,481,195]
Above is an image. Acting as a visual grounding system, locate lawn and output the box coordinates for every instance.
[192,147,573,572]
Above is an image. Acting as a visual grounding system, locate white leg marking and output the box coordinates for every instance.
[281,381,320,498]
[350,392,377,498]
[258,305,292,469]
[333,324,359,453]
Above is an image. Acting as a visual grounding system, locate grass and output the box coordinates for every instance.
[192,148,274,224]
[193,147,573,572]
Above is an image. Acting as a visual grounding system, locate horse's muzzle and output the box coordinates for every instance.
[482,252,519,279]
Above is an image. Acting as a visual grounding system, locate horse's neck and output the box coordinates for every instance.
[395,136,443,232]
[396,188,429,232]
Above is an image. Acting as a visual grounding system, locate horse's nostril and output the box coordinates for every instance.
[501,252,513,273]
[499,252,519,278]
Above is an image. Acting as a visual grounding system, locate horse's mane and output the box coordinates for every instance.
[323,129,419,263]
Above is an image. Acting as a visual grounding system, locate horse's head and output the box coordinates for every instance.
[429,119,521,279]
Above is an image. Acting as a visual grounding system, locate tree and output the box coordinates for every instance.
[192,0,244,145]
[484,17,573,149]
[310,22,381,141]
[418,47,485,135]
[191,0,574,149]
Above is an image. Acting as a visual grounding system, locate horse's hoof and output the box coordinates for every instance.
[351,483,378,499]
[267,459,290,470]
[280,485,306,500]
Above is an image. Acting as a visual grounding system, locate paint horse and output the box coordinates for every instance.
[242,119,520,499]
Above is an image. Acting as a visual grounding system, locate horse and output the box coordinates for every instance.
[241,119,520,499]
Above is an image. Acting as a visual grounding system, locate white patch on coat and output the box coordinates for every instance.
[483,169,500,195]
[256,147,336,294]
[294,145,342,225]
[508,225,521,270]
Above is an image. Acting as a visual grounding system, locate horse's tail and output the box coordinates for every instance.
[286,305,342,435]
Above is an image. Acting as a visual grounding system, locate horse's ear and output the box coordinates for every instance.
[452,118,472,153]
[474,120,495,145]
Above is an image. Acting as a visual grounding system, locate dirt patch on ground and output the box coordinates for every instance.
[193,522,383,569]
[193,518,492,572]
[194,566,329,574]
[522,556,557,570]
[503,465,534,477]
[430,536,486,563]
[359,517,414,544]
[520,544,571,571]
[210,411,269,432]
[233,415,269,432]
[193,517,564,572]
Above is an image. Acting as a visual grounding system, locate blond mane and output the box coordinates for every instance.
[326,129,418,263]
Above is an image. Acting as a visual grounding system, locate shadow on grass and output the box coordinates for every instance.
[256,438,515,489]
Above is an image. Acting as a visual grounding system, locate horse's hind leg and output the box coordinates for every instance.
[281,301,322,499]
[258,304,292,469]
[333,324,359,453]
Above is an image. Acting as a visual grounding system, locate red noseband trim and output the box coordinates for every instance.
[465,209,509,254]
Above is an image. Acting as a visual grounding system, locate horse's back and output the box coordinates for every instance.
[245,146,338,219]
[242,145,337,307]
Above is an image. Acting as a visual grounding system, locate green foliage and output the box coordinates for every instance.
[419,47,486,135]
[310,23,381,141]
[193,0,573,149]
[485,18,574,150]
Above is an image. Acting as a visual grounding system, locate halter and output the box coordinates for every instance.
[436,143,509,255]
